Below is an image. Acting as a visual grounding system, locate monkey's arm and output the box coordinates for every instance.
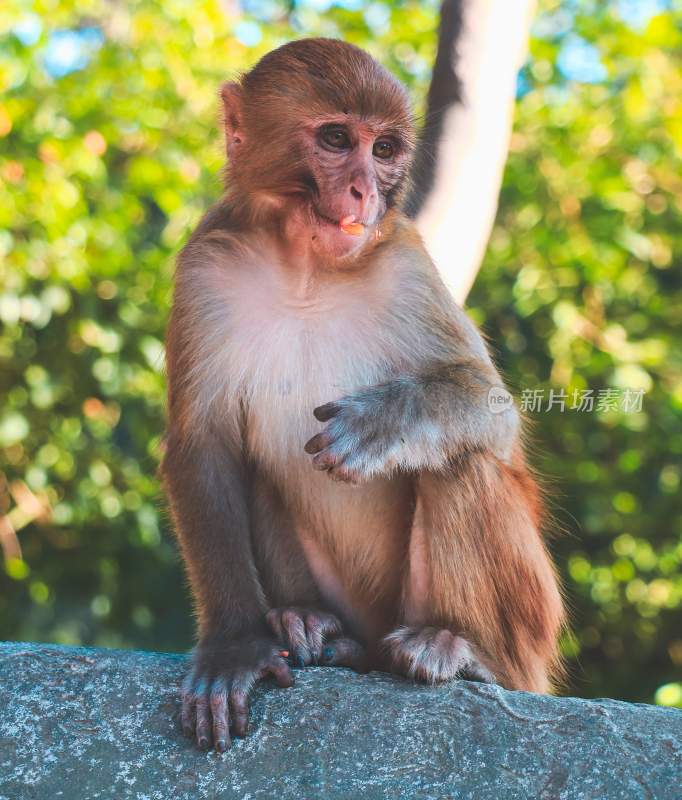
[305,358,519,483]
[163,429,265,640]
[163,249,293,751]
[163,427,294,751]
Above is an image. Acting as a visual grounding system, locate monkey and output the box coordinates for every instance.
[161,38,565,752]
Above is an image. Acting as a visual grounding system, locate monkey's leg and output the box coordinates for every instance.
[163,436,294,751]
[384,453,564,693]
[250,475,366,669]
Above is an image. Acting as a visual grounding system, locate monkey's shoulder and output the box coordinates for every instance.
[372,214,492,362]
[371,213,449,296]
[373,211,430,260]
[177,202,253,270]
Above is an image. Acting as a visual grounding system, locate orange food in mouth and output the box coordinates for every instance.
[339,215,365,236]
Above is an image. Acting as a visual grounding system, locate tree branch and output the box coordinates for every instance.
[406,0,536,304]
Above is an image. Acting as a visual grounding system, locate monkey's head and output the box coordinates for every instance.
[221,38,415,260]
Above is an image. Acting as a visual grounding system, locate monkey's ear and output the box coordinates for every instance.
[221,81,244,157]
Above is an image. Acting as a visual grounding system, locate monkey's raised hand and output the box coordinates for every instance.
[304,365,519,483]
[181,634,293,752]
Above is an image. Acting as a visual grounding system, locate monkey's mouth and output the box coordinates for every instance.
[311,207,367,237]
[311,207,346,230]
[313,208,338,226]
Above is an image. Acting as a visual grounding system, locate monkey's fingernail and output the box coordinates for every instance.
[296,656,306,668]
[304,434,328,454]
[322,647,334,661]
[215,738,227,752]
[313,403,339,422]
[198,736,209,749]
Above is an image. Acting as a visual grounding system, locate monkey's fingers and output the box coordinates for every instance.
[319,637,368,671]
[311,448,343,472]
[266,608,306,661]
[279,609,312,666]
[462,659,496,684]
[326,463,361,485]
[313,402,341,422]
[304,432,332,454]
[194,682,212,750]
[210,677,231,752]
[180,672,198,739]
[309,448,362,484]
[266,608,344,665]
[228,673,252,738]
[303,611,343,662]
[264,655,295,688]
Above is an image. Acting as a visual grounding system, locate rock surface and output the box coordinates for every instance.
[1,642,681,799]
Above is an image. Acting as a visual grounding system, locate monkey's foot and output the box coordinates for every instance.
[266,607,343,667]
[181,634,293,752]
[318,635,368,671]
[383,626,495,685]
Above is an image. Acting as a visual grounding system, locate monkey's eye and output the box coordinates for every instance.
[373,139,395,160]
[319,126,351,150]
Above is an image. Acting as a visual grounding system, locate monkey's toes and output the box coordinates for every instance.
[266,607,343,667]
[319,636,368,672]
[383,626,495,685]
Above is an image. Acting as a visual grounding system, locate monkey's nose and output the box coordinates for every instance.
[349,182,378,219]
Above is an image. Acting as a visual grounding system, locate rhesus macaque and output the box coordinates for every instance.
[162,38,564,752]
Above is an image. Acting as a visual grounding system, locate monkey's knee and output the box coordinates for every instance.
[411,456,563,694]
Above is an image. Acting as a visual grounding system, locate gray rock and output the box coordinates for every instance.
[0,642,680,800]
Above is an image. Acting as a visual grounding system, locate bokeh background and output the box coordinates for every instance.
[0,0,680,706]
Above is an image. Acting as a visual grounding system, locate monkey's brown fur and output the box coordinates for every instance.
[162,38,565,752]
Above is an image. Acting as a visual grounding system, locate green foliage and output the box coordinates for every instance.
[0,0,680,704]
[470,0,682,703]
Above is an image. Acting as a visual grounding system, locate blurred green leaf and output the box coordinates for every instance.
[0,0,680,702]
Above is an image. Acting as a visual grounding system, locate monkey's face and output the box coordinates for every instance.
[297,116,412,260]
[223,39,415,262]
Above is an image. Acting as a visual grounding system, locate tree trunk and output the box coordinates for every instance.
[406,0,536,304]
